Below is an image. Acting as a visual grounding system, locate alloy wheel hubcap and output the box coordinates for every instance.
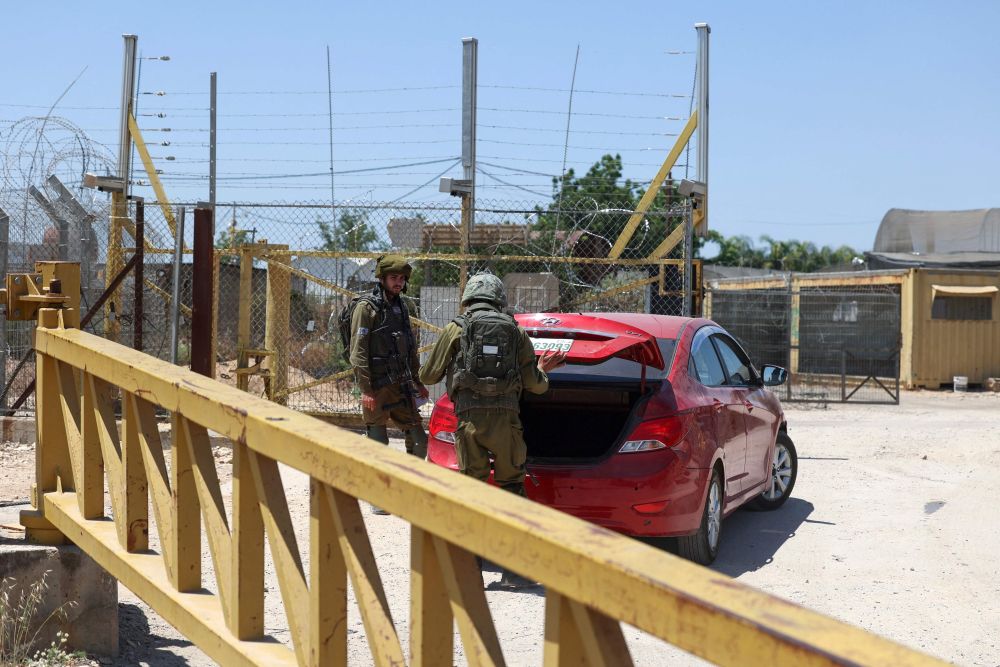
[764,444,793,501]
[707,480,721,550]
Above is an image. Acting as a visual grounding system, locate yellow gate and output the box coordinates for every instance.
[13,264,942,666]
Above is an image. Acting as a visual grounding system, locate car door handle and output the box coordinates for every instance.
[712,399,725,413]
[744,400,754,413]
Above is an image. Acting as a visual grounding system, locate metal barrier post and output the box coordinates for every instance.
[789,277,800,377]
[133,199,144,351]
[211,249,221,378]
[191,207,214,376]
[170,207,185,364]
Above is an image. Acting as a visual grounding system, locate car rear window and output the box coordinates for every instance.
[546,339,676,382]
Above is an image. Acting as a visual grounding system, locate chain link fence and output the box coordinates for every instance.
[707,281,902,404]
[199,198,694,417]
[0,185,113,413]
[0,192,695,418]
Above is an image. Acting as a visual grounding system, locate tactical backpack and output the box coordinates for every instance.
[449,303,523,414]
[336,293,381,362]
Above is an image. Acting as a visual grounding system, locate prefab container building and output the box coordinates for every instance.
[706,268,1000,390]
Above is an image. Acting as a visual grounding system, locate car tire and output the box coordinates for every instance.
[750,432,797,511]
[678,468,723,565]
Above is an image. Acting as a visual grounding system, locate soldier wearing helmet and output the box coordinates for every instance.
[350,254,429,504]
[420,272,566,588]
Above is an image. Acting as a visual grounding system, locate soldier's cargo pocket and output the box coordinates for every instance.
[510,418,527,468]
[454,422,469,471]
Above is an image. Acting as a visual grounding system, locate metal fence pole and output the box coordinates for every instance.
[841,348,847,402]
[459,37,478,297]
[170,207,185,364]
[134,200,144,351]
[0,209,8,406]
[236,243,254,392]
[191,207,214,376]
[683,206,693,317]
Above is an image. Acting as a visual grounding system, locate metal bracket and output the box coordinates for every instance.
[1,262,80,323]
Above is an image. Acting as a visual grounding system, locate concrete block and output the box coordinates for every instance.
[0,416,36,444]
[0,539,118,658]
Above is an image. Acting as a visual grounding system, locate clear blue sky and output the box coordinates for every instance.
[3,0,998,251]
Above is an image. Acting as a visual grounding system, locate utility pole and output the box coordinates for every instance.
[694,23,710,235]
[460,37,478,296]
[118,35,138,197]
[0,208,8,402]
[107,33,138,342]
[325,46,340,288]
[209,71,217,215]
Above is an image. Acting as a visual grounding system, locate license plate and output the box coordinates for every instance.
[530,338,573,353]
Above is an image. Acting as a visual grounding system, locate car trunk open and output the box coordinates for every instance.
[520,382,654,461]
[514,316,674,462]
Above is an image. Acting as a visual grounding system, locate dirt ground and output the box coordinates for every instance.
[1,389,999,666]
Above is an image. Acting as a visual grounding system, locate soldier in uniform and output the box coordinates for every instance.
[419,273,566,587]
[350,255,429,514]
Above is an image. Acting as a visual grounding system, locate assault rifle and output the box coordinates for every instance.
[390,331,425,414]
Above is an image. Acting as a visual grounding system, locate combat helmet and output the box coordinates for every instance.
[461,272,507,309]
[374,254,412,279]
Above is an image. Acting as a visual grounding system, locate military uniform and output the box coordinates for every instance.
[419,276,549,494]
[350,257,428,458]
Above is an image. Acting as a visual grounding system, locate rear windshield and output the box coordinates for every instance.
[546,339,676,382]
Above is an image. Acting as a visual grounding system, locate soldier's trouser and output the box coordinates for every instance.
[454,409,526,495]
[363,383,427,458]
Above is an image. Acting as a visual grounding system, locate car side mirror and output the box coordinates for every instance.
[761,364,788,386]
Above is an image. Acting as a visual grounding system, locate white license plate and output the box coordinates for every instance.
[530,338,573,353]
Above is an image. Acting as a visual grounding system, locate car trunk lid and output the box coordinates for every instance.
[518,314,665,370]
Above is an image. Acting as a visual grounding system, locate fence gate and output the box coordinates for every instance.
[708,285,902,404]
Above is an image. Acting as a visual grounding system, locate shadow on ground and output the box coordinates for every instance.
[711,497,817,577]
[115,603,194,667]
[639,497,817,578]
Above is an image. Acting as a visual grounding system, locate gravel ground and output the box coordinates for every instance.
[2,389,999,666]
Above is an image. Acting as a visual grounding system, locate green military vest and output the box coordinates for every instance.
[368,292,416,390]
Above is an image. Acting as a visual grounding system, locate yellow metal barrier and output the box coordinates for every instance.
[22,297,943,666]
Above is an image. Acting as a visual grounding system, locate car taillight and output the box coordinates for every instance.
[429,406,458,444]
[619,416,685,454]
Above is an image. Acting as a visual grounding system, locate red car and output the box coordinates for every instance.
[427,313,797,565]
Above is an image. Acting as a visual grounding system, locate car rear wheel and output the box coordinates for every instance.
[750,432,797,511]
[678,469,723,565]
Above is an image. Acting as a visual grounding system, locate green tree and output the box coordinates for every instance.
[531,154,683,301]
[317,208,379,251]
[698,232,859,272]
[215,227,256,265]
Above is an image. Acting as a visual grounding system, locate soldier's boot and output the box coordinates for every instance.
[365,424,390,445]
[498,569,537,590]
[405,427,428,459]
[365,425,391,515]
